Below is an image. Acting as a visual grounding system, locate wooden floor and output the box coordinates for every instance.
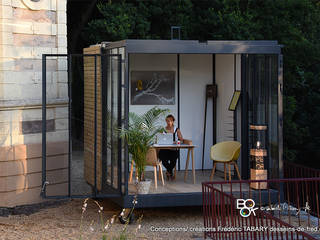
[128,169,249,194]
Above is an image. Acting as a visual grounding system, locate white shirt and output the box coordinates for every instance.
[165,126,178,141]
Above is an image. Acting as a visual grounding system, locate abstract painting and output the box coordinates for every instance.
[131,71,175,105]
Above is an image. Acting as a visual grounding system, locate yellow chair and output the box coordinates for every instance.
[129,147,165,189]
[210,141,241,181]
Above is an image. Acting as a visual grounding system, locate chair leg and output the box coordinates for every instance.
[174,166,177,179]
[159,164,165,186]
[210,162,217,181]
[154,166,157,189]
[129,160,134,183]
[158,165,161,180]
[234,162,242,180]
[224,163,226,180]
[228,163,231,181]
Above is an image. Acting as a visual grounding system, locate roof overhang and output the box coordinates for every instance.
[102,39,282,54]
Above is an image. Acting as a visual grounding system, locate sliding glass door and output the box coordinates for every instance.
[241,54,282,180]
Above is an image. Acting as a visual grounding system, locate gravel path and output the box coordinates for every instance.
[0,199,204,240]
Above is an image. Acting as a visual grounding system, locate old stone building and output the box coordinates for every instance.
[0,0,68,207]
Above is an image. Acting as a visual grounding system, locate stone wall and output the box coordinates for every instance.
[0,0,68,207]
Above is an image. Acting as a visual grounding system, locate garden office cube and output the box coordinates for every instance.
[41,40,283,207]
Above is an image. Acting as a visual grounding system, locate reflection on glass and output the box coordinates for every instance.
[247,55,279,179]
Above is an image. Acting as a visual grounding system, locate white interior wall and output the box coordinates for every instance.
[215,54,241,173]
[128,53,241,174]
[180,54,213,170]
[129,53,213,171]
[216,54,235,142]
[129,54,178,171]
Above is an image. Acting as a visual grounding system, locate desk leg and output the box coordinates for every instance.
[129,160,134,183]
[184,149,191,182]
[192,148,195,184]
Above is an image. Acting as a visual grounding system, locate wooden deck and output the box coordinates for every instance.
[128,169,250,194]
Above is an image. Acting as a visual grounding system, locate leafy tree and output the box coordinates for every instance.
[83,0,320,167]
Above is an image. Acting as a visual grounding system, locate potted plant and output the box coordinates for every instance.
[120,107,168,194]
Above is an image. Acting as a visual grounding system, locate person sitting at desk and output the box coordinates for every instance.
[159,114,183,181]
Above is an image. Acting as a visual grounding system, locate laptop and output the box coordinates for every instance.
[156,133,173,145]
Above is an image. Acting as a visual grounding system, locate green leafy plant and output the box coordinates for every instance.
[120,107,168,181]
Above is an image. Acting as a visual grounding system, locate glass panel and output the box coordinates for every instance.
[44,55,69,197]
[247,55,279,180]
[101,53,123,194]
[43,53,123,198]
[268,56,279,179]
[117,47,126,195]
[106,53,112,187]
[111,55,119,190]
[71,55,94,196]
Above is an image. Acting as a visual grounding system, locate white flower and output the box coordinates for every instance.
[110,217,114,224]
[82,202,88,213]
[120,209,125,216]
[89,226,94,232]
[135,224,142,233]
[100,206,103,211]
[104,223,110,230]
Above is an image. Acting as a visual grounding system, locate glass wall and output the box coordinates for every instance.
[245,54,279,179]
[99,51,124,195]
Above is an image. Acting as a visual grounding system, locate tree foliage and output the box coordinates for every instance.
[84,0,320,167]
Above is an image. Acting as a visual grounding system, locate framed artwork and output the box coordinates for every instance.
[131,71,175,105]
[228,90,241,111]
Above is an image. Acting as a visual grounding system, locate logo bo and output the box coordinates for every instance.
[236,199,258,217]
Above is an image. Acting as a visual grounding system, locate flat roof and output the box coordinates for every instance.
[102,39,282,54]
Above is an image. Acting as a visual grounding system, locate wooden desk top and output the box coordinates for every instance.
[152,144,195,149]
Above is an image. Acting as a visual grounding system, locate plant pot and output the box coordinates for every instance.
[135,179,151,194]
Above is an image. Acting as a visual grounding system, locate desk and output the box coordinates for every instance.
[152,143,196,184]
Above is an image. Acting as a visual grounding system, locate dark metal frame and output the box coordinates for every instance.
[171,26,181,40]
[177,54,181,170]
[233,54,238,140]
[278,55,284,179]
[67,54,72,197]
[103,41,283,207]
[241,54,249,179]
[212,54,216,146]
[41,53,123,199]
[41,40,283,207]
